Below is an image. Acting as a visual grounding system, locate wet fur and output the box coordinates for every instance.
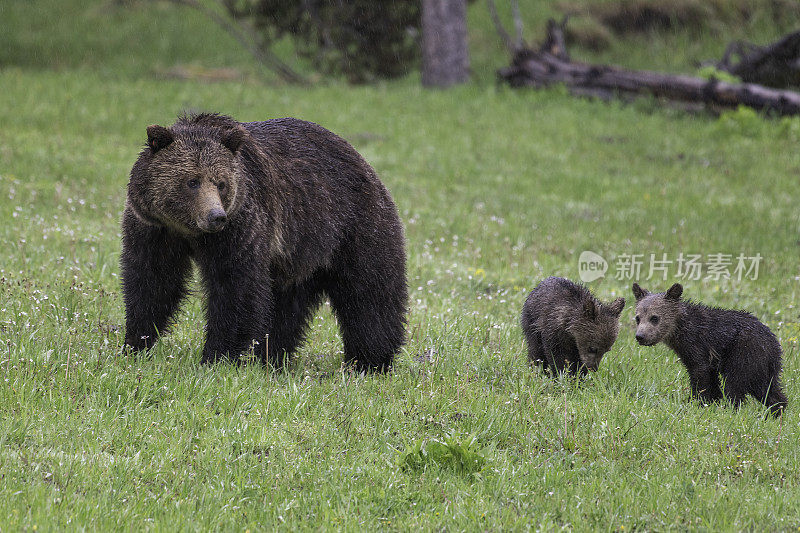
[121,113,408,371]
[521,277,624,377]
[633,283,787,416]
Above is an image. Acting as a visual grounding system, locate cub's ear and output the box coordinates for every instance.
[583,298,598,320]
[146,125,174,153]
[221,127,246,153]
[608,297,625,317]
[632,283,648,301]
[666,283,683,300]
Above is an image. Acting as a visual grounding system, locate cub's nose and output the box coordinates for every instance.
[635,334,645,345]
[206,209,227,232]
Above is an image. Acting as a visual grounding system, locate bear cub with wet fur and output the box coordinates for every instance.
[121,113,407,371]
[521,277,625,376]
[632,283,787,416]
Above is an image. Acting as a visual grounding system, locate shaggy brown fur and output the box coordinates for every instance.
[521,277,625,376]
[633,283,787,416]
[121,113,408,371]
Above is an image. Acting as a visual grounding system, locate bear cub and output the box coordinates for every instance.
[121,113,408,371]
[632,283,787,416]
[521,277,625,376]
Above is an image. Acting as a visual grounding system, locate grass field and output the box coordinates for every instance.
[2,1,800,530]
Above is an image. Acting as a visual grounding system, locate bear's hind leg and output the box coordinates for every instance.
[747,375,788,417]
[724,333,787,416]
[265,276,326,368]
[327,271,407,373]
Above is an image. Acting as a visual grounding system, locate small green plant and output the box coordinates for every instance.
[697,65,741,84]
[398,434,486,476]
[715,105,766,138]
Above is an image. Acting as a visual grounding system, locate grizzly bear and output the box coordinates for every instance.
[521,276,625,376]
[121,113,408,371]
[632,283,787,416]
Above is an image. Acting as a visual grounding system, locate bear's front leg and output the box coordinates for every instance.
[540,331,571,376]
[120,210,192,352]
[687,365,723,404]
[196,242,272,364]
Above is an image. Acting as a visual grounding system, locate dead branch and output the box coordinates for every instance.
[540,17,569,61]
[716,30,800,89]
[487,0,515,54]
[161,0,307,85]
[510,0,524,51]
[498,21,800,116]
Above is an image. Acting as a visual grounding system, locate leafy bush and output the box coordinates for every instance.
[224,0,420,83]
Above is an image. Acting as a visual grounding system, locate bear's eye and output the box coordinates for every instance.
[635,315,640,324]
[650,316,660,324]
[217,181,226,191]
[187,178,201,190]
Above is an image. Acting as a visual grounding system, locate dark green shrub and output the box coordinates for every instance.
[224,0,420,83]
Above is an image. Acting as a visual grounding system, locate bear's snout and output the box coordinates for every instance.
[635,333,656,346]
[202,208,227,233]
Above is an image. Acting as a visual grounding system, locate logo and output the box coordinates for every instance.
[578,251,608,283]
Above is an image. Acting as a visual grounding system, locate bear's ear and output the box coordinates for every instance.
[608,297,625,317]
[146,125,174,153]
[666,283,683,300]
[583,298,598,320]
[632,283,648,301]
[221,127,246,153]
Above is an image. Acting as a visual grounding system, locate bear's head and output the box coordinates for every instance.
[632,282,683,346]
[568,296,625,371]
[128,121,247,236]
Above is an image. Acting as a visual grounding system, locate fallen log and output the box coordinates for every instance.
[497,19,800,116]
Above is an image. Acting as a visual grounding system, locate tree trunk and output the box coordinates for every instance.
[421,0,469,88]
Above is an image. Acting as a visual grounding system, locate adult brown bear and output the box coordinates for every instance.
[121,113,407,371]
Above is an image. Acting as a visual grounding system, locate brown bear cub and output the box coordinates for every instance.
[632,283,787,416]
[121,113,408,371]
[521,277,625,376]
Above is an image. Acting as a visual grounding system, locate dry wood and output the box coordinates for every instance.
[498,20,800,115]
[717,30,800,89]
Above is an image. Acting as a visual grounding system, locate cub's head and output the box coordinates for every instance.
[632,283,682,346]
[128,118,247,236]
[569,296,625,371]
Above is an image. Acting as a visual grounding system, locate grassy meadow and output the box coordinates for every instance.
[2,0,800,530]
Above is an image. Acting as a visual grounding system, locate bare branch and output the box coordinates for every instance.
[510,0,524,50]
[541,16,569,61]
[716,30,800,88]
[159,0,308,85]
[487,0,514,54]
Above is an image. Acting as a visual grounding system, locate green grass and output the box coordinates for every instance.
[3,1,800,530]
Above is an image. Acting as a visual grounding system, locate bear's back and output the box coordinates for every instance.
[523,277,587,332]
[244,118,377,186]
